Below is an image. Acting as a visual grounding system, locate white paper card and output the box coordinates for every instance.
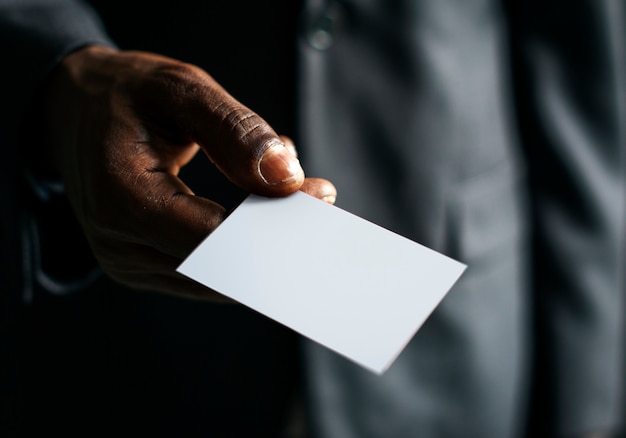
[177,192,466,374]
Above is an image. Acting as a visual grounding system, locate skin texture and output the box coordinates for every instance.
[41,45,337,302]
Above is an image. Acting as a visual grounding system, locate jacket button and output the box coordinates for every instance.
[305,2,346,51]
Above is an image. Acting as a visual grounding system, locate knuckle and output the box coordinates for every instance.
[152,61,202,85]
[147,62,211,103]
[220,105,270,142]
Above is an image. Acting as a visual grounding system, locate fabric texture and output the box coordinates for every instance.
[1,1,624,437]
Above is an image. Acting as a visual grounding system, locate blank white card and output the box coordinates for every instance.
[177,191,466,374]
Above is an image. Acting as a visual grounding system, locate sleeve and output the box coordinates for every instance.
[508,0,626,436]
[0,0,116,300]
[0,0,115,126]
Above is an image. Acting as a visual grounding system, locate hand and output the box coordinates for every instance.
[40,45,336,302]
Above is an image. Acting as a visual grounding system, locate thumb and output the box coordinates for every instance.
[136,59,304,197]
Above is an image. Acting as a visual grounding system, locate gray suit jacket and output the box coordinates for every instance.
[1,1,624,437]
[298,1,625,437]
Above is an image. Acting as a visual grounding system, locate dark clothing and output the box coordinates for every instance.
[1,1,625,437]
[2,2,303,437]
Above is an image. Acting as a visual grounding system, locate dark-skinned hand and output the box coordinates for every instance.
[41,45,337,302]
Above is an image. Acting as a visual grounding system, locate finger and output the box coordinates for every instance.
[117,170,228,259]
[97,240,236,303]
[124,271,236,303]
[300,178,337,205]
[279,135,298,157]
[136,62,304,197]
[279,137,337,204]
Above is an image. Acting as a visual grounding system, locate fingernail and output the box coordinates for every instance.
[284,143,298,157]
[259,142,304,185]
[322,194,336,204]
